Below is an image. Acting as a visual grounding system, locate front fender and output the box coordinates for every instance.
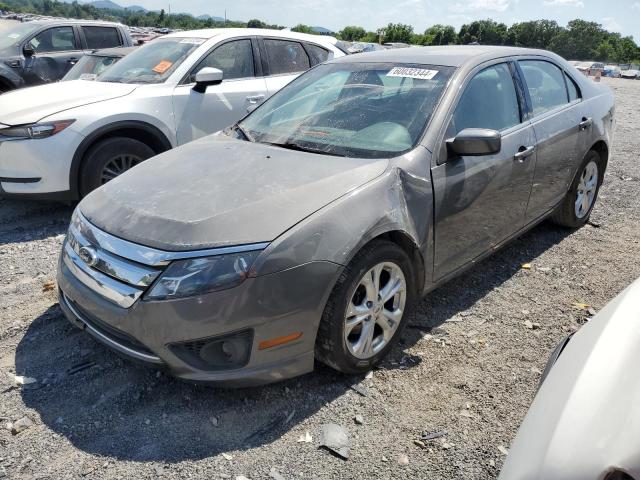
[254,158,434,283]
[0,62,24,90]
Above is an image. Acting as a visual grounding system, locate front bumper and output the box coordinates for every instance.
[0,128,84,196]
[57,252,341,387]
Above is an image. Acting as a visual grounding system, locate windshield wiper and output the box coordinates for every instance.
[266,141,345,157]
[233,123,255,142]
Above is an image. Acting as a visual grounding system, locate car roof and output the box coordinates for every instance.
[163,28,336,44]
[332,45,559,67]
[89,46,137,57]
[29,19,124,27]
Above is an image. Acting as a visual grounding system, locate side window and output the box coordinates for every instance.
[565,72,581,102]
[305,43,330,66]
[83,26,122,50]
[264,39,310,75]
[452,63,520,135]
[190,39,254,82]
[519,60,568,115]
[29,27,77,53]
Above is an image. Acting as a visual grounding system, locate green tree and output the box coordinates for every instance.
[549,19,606,60]
[247,19,266,28]
[459,19,508,45]
[507,20,563,49]
[158,8,165,25]
[291,24,314,34]
[381,23,414,43]
[422,24,457,45]
[339,25,366,41]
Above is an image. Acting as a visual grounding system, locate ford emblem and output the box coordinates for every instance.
[78,246,99,267]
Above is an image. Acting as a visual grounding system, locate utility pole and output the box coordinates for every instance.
[224,9,227,24]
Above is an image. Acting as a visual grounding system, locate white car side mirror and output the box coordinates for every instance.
[193,67,223,93]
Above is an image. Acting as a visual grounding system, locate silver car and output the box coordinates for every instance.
[57,46,615,386]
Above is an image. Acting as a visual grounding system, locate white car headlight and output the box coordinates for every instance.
[0,120,75,140]
[145,251,261,301]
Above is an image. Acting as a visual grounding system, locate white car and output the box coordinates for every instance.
[499,279,640,480]
[0,28,345,199]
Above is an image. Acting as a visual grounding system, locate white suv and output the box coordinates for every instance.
[0,28,345,199]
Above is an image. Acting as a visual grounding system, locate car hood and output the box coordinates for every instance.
[498,279,640,480]
[0,80,137,125]
[80,135,389,251]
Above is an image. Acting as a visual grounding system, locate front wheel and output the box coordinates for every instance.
[315,240,416,374]
[79,137,155,197]
[551,150,603,228]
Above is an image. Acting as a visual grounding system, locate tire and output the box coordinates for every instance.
[79,137,155,197]
[550,149,603,228]
[315,240,417,375]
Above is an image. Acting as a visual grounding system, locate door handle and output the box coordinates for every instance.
[514,145,535,162]
[246,94,265,105]
[67,57,78,65]
[579,117,593,131]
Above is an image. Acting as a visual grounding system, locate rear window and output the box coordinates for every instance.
[519,60,568,116]
[305,43,330,66]
[264,39,310,75]
[83,26,122,50]
[565,73,580,102]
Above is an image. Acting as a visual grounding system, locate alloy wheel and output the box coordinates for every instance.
[575,160,599,219]
[100,154,143,184]
[344,262,407,359]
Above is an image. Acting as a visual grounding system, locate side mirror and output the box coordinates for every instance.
[193,67,223,93]
[23,44,35,57]
[446,128,501,157]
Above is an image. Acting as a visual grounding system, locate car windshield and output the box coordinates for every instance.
[97,37,204,84]
[238,62,454,159]
[0,23,39,50]
[63,54,122,81]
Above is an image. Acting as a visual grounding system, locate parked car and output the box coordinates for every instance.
[382,42,410,49]
[604,64,621,78]
[347,42,385,54]
[0,28,345,199]
[499,278,640,480]
[0,20,133,93]
[621,69,639,79]
[62,46,135,81]
[576,61,604,76]
[57,46,614,386]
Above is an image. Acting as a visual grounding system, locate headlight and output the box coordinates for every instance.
[0,120,75,140]
[145,251,261,300]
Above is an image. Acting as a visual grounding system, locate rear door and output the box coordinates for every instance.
[517,59,582,221]
[432,61,537,279]
[80,25,125,50]
[23,25,83,84]
[261,38,311,95]
[172,37,268,145]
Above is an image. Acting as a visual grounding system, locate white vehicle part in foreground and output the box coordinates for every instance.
[499,278,640,480]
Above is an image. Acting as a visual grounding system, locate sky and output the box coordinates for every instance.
[115,0,640,41]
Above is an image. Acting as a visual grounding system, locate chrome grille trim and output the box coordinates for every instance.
[67,223,160,287]
[62,241,143,308]
[73,210,269,267]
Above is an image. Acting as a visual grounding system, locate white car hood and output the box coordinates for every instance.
[0,80,137,125]
[499,279,640,480]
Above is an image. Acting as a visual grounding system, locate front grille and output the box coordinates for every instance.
[64,211,164,308]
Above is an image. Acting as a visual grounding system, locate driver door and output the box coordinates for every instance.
[172,38,268,146]
[432,62,537,280]
[23,26,83,85]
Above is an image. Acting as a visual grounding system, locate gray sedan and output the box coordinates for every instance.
[57,46,615,386]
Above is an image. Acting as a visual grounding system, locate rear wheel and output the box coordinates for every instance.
[79,137,155,197]
[551,150,603,228]
[315,240,416,374]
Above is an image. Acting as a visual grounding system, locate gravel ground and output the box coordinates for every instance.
[0,77,638,480]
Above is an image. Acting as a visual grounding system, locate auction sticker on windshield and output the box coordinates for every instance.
[387,67,439,80]
[153,60,174,74]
